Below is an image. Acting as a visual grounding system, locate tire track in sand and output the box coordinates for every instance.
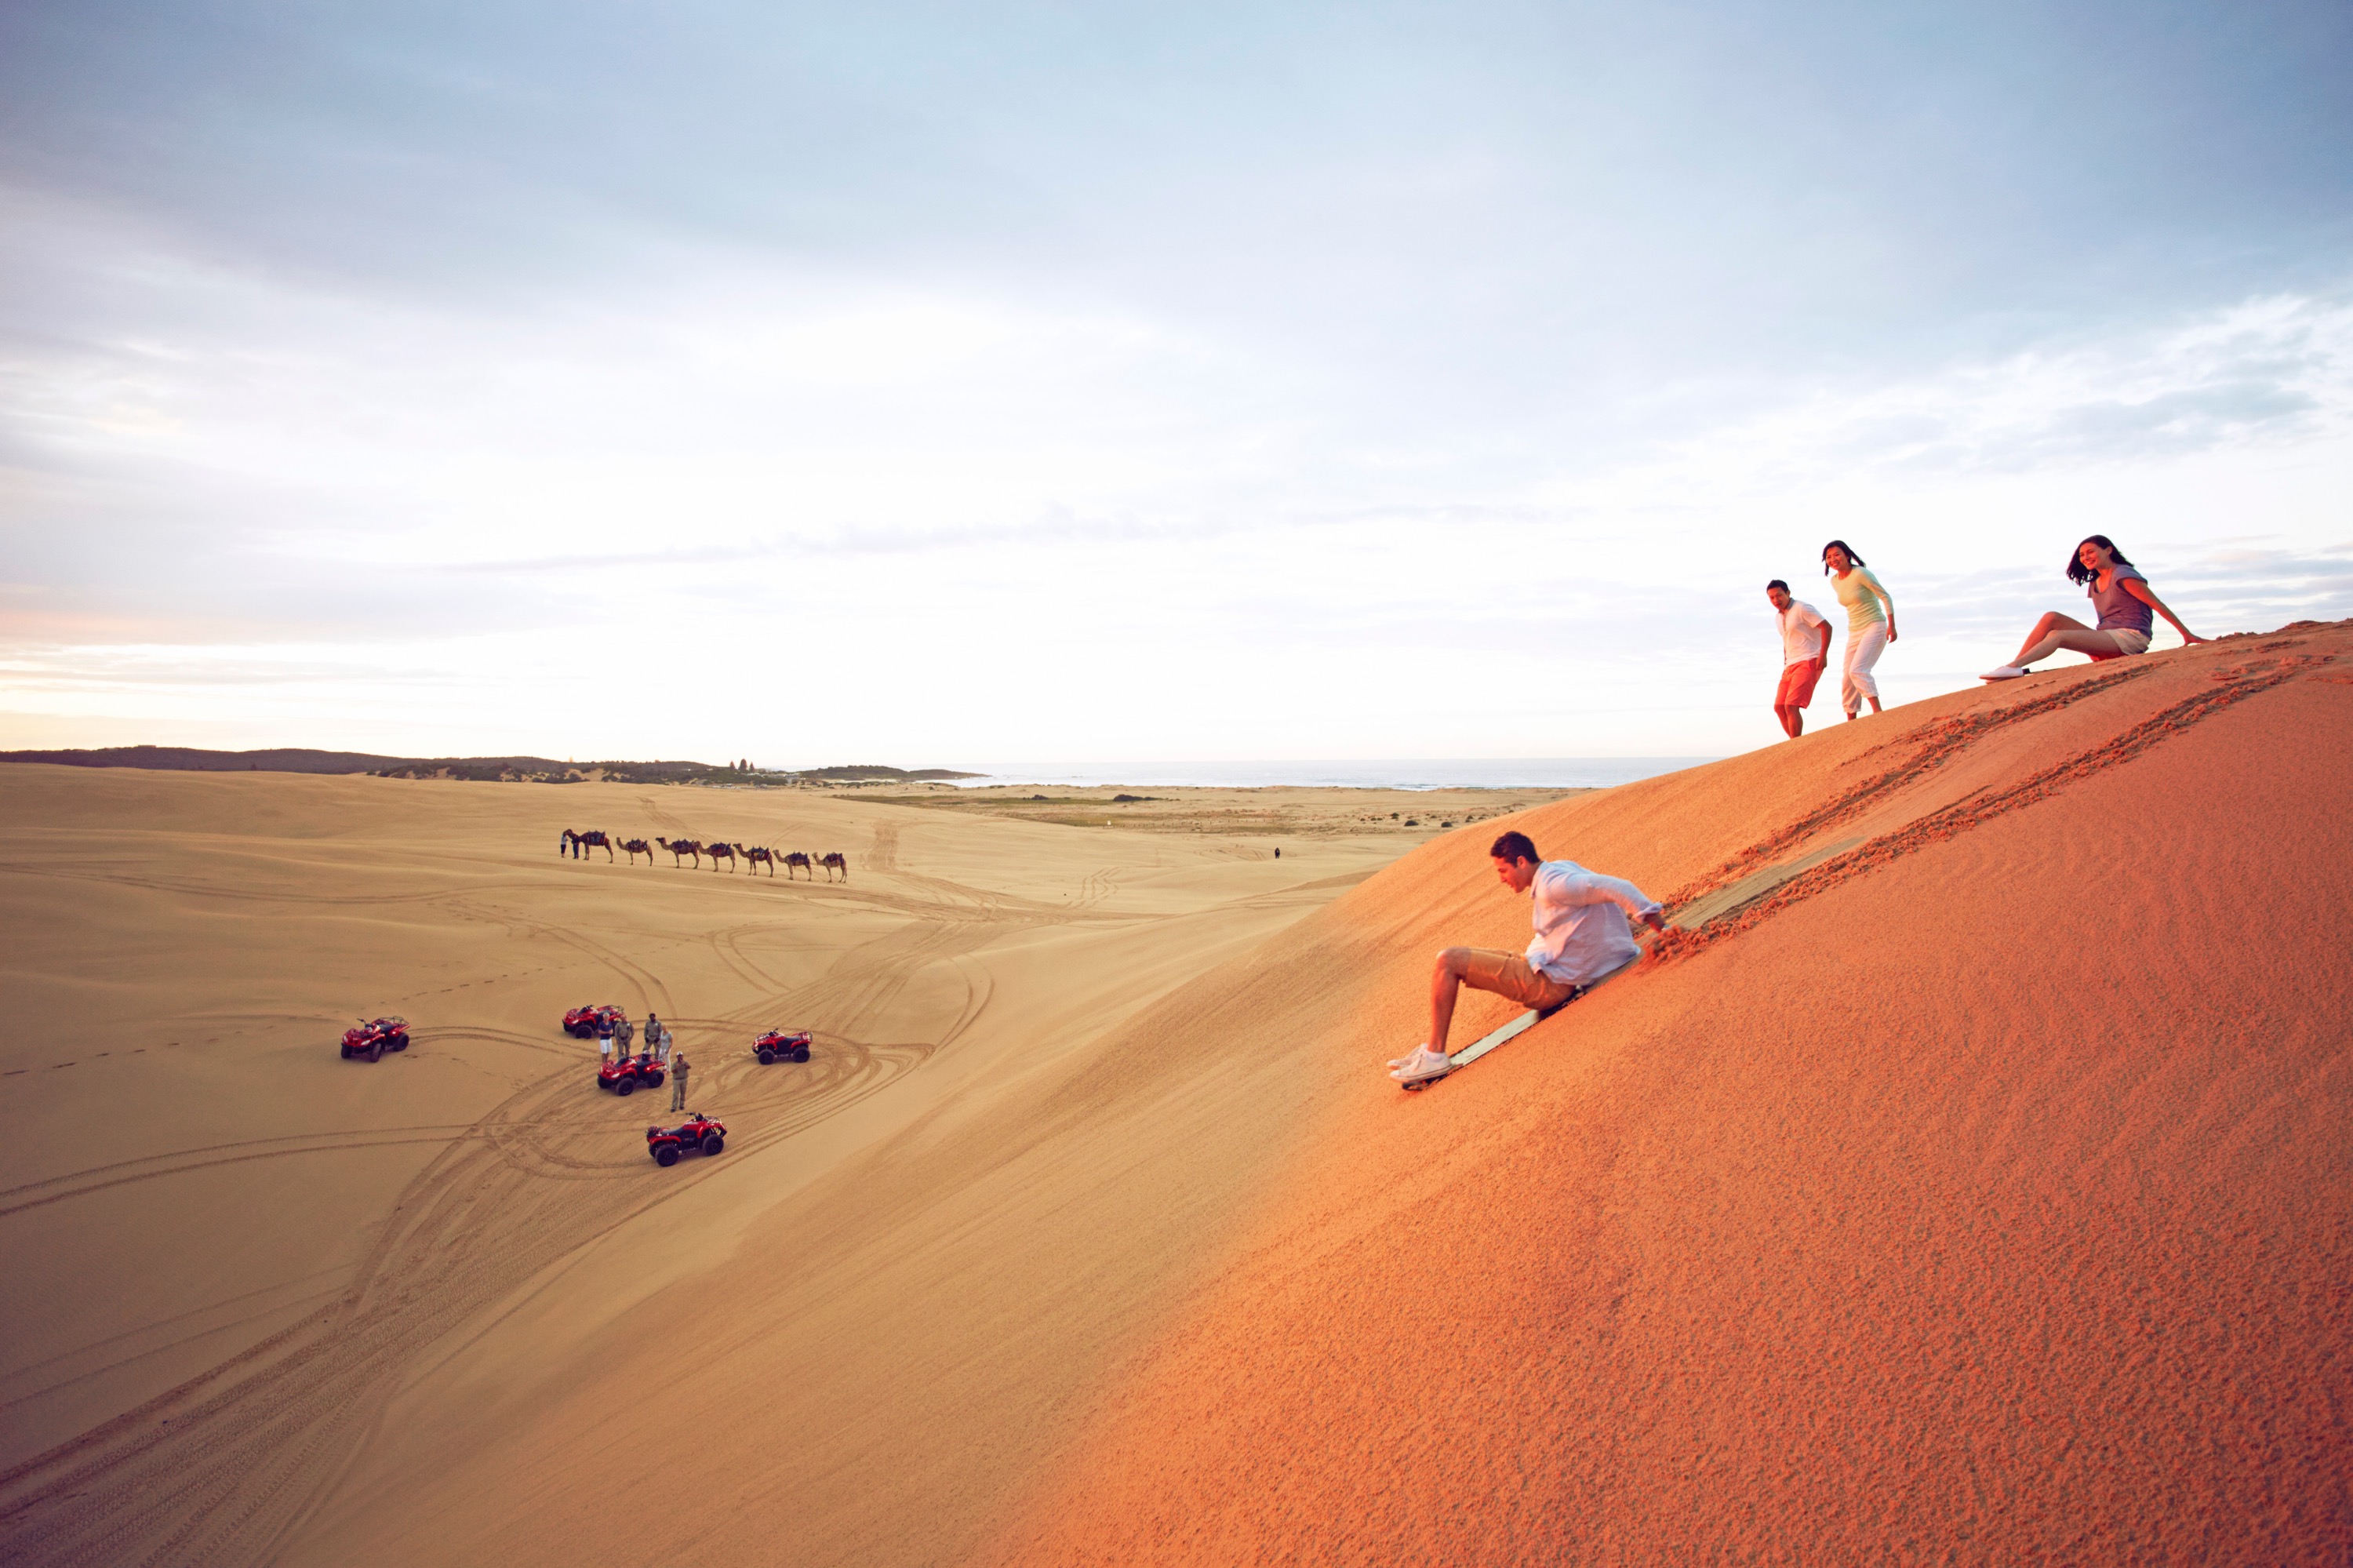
[1652,657,2330,962]
[0,880,1031,1566]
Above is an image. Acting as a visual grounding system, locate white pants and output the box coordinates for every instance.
[1842,623,1886,715]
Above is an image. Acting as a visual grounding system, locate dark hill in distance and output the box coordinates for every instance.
[0,747,980,785]
[796,764,982,782]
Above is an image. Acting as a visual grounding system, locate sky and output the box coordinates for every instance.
[2,0,2350,767]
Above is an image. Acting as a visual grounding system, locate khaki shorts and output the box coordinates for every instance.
[1454,949,1580,1011]
[2104,628,2151,655]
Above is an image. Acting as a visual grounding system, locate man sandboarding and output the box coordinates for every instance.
[1388,831,1667,1086]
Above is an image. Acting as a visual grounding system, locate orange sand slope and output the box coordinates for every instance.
[976,626,2353,1564]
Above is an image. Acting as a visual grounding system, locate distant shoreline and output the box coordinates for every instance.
[0,747,979,786]
[1,748,1715,793]
[947,758,1717,791]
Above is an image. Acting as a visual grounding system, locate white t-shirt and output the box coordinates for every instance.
[1526,860,1663,985]
[1777,600,1829,667]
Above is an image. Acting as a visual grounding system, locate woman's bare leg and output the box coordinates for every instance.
[2013,612,2089,664]
[2019,628,2118,666]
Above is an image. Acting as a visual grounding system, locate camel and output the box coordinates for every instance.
[820,851,849,882]
[782,851,813,880]
[562,829,613,862]
[655,836,702,868]
[706,842,739,873]
[740,846,776,876]
[618,837,655,865]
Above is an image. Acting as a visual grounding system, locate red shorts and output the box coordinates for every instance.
[1776,659,1824,709]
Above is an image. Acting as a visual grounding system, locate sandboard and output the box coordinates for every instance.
[1398,1002,1561,1090]
[1398,953,1642,1090]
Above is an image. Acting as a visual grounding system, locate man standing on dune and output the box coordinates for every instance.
[1768,579,1831,739]
[1387,831,1665,1085]
[669,1050,690,1111]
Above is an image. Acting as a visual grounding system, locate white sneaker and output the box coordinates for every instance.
[1387,1043,1434,1070]
[1980,665,2027,681]
[1389,1046,1453,1084]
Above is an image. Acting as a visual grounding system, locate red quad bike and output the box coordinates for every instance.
[340,1016,410,1062]
[754,1030,813,1064]
[596,1052,667,1097]
[563,1003,626,1039]
[647,1113,727,1167]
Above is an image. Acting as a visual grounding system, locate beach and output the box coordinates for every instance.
[2,624,2348,1564]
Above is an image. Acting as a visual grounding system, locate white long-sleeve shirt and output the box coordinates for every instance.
[1526,860,1663,984]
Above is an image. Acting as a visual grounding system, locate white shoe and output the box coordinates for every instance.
[1389,1046,1453,1084]
[1387,1043,1434,1070]
[1980,665,2027,681]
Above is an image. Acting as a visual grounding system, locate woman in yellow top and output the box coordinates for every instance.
[1822,539,1896,719]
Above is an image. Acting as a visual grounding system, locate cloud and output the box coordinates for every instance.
[4,2,2352,758]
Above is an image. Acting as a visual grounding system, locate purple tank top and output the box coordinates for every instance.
[2088,565,2153,635]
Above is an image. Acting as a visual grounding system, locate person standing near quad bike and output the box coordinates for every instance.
[615,1013,635,1059]
[596,1010,616,1065]
[669,1050,691,1111]
[646,1013,667,1063]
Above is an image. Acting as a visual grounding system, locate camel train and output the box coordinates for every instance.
[563,831,848,880]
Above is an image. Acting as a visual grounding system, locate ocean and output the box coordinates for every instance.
[949,758,1715,791]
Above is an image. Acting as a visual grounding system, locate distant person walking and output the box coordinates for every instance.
[1767,579,1831,739]
[1387,831,1665,1086]
[1981,535,2207,680]
[1823,540,1897,719]
[668,1051,690,1111]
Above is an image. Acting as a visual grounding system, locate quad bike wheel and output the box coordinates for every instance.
[793,1048,810,1062]
[391,1035,409,1051]
[615,1076,635,1097]
[757,1047,775,1064]
[364,1041,382,1063]
[655,1144,679,1166]
[701,1133,724,1156]
[341,1042,353,1058]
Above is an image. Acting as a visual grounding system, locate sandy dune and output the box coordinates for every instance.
[0,773,1411,1563]
[975,624,2353,1564]
[5,624,2348,1566]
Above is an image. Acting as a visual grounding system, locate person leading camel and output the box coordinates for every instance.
[1387,831,1665,1084]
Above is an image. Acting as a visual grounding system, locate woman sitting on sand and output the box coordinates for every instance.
[1981,535,2206,681]
[1823,540,1896,719]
